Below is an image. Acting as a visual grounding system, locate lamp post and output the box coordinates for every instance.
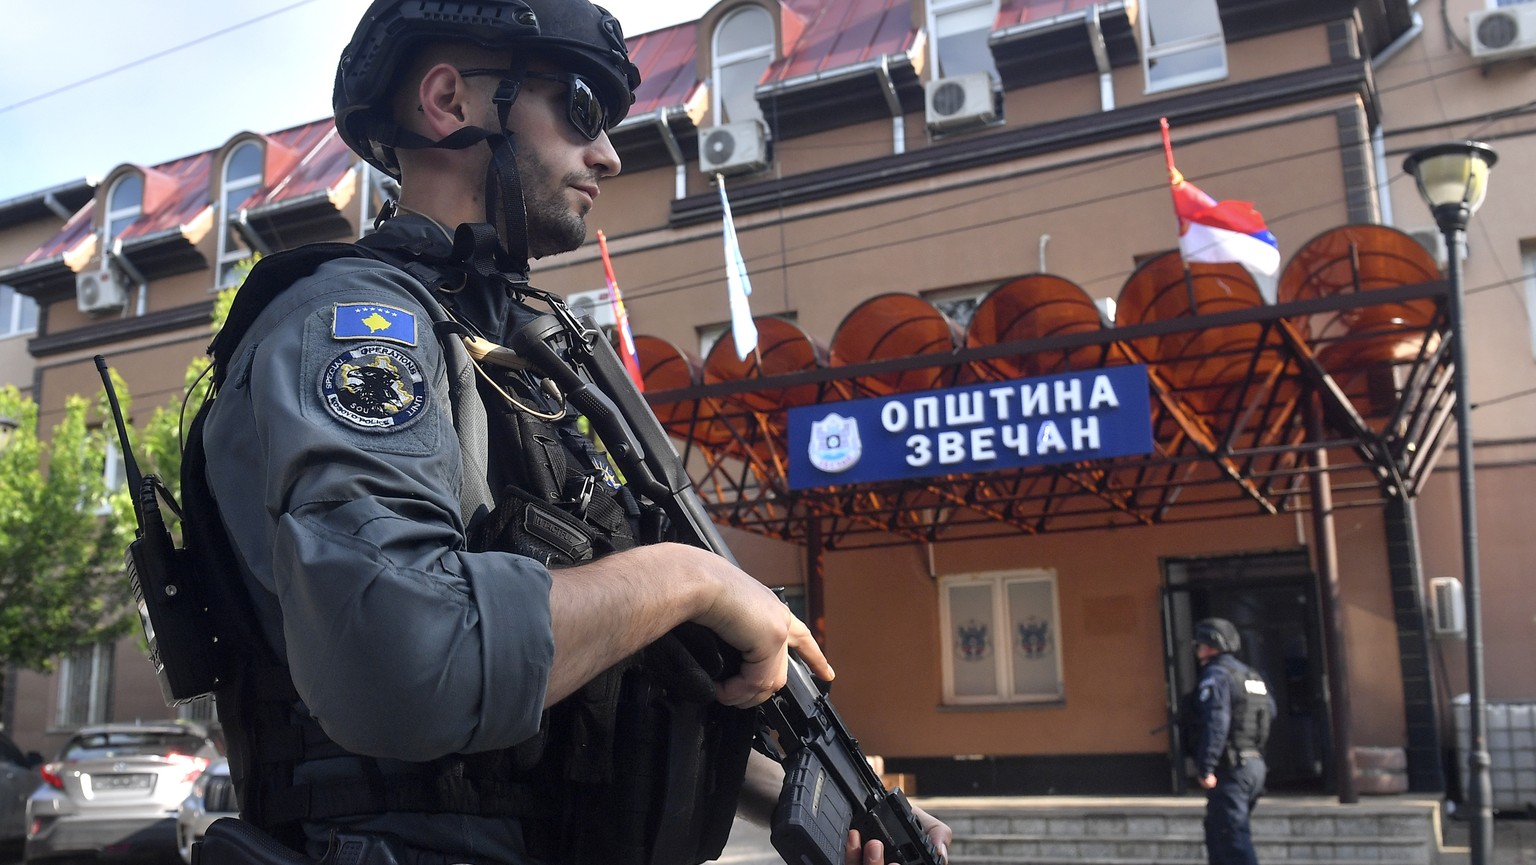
[1402,141,1498,865]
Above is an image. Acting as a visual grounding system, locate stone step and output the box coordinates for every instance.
[949,833,1429,862]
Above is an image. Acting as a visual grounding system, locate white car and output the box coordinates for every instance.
[176,757,235,863]
[24,722,219,864]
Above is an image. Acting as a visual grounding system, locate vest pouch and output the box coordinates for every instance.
[468,485,597,567]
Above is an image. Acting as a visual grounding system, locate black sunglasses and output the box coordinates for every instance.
[457,68,609,141]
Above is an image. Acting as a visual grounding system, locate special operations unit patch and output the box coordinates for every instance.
[321,344,427,430]
[333,303,418,346]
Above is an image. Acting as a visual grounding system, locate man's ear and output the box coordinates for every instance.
[416,63,477,138]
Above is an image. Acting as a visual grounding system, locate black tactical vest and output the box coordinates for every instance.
[190,230,754,865]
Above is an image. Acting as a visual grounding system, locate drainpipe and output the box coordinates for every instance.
[875,55,907,156]
[1086,4,1115,112]
[108,239,150,317]
[652,107,689,200]
[232,209,273,255]
[1370,10,1424,225]
[42,192,74,220]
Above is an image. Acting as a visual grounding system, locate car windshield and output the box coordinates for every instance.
[62,731,207,761]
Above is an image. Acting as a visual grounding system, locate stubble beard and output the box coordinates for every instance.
[517,142,590,259]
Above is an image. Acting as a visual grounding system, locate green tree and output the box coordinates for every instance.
[0,258,248,712]
[0,388,135,688]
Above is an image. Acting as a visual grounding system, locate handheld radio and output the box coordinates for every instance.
[95,355,223,704]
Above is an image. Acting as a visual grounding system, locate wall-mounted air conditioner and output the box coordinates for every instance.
[1405,226,1449,270]
[1469,5,1536,59]
[1430,576,1466,638]
[924,72,998,132]
[566,288,617,329]
[699,120,769,177]
[76,266,127,314]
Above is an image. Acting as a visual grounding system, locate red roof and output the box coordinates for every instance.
[629,21,704,118]
[995,0,1100,32]
[766,0,919,84]
[21,119,348,268]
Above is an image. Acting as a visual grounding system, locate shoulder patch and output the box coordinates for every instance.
[333,303,418,346]
[320,344,428,431]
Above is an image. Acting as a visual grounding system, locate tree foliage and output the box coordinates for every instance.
[0,388,134,672]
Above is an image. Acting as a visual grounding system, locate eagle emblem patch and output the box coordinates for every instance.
[320,344,427,430]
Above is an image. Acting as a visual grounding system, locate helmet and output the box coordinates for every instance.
[333,0,641,176]
[1194,618,1241,654]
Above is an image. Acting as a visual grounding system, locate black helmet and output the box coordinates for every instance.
[333,0,641,176]
[1194,618,1241,654]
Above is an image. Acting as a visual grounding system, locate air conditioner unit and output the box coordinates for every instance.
[566,288,617,329]
[76,267,127,314]
[699,120,769,177]
[1469,5,1536,59]
[1405,226,1449,270]
[924,72,998,132]
[1430,576,1467,638]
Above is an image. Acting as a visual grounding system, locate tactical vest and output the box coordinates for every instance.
[188,228,755,865]
[1178,657,1272,763]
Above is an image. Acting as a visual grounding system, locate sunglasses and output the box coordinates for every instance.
[458,68,609,141]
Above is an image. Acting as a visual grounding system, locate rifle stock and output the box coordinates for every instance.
[510,312,942,865]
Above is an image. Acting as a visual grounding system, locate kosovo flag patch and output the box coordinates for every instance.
[333,303,417,346]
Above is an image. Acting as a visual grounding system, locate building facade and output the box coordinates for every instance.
[1,0,1532,801]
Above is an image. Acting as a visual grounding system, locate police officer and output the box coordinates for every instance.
[197,1,951,864]
[1190,618,1274,865]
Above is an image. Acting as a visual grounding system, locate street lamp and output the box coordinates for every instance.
[1402,141,1497,865]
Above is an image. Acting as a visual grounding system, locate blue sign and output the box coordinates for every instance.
[788,365,1154,490]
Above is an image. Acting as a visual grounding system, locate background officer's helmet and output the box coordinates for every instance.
[1194,618,1241,654]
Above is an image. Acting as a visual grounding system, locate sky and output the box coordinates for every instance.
[0,0,715,203]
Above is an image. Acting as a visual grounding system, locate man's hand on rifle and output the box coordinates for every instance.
[845,806,952,865]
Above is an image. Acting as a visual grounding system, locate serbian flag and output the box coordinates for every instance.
[1160,119,1280,278]
[596,231,643,390]
[717,174,759,362]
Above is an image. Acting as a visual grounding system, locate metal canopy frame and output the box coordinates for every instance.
[643,279,1454,550]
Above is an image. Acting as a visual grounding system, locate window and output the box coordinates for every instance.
[104,173,144,249]
[56,642,114,727]
[712,5,774,125]
[1139,0,1228,93]
[95,438,126,516]
[929,0,1000,80]
[0,284,38,338]
[924,285,987,329]
[938,569,1063,705]
[217,142,264,287]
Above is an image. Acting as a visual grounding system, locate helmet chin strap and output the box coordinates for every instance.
[374,59,534,283]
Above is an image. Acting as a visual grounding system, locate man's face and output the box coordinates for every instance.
[494,68,622,258]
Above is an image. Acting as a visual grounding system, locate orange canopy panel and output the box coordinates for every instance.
[965,274,1113,381]
[1115,252,1288,413]
[1279,224,1441,340]
[702,316,827,413]
[829,293,964,396]
[634,334,732,446]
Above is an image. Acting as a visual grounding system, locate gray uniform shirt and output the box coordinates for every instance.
[205,217,557,861]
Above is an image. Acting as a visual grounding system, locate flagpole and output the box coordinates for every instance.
[596,230,644,389]
[716,173,762,373]
[1160,118,1201,314]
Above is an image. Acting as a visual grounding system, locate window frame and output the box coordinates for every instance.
[938,568,1065,706]
[217,141,265,288]
[56,642,114,729]
[0,283,38,338]
[928,0,1001,81]
[103,173,144,249]
[710,4,775,125]
[1138,0,1229,94]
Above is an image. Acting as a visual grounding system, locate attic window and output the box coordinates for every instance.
[218,141,264,287]
[712,5,774,125]
[930,0,1000,80]
[104,173,143,248]
[1139,0,1228,93]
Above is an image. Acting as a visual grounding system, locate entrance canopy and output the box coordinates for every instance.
[636,225,1452,549]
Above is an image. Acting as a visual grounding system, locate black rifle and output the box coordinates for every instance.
[509,301,943,865]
